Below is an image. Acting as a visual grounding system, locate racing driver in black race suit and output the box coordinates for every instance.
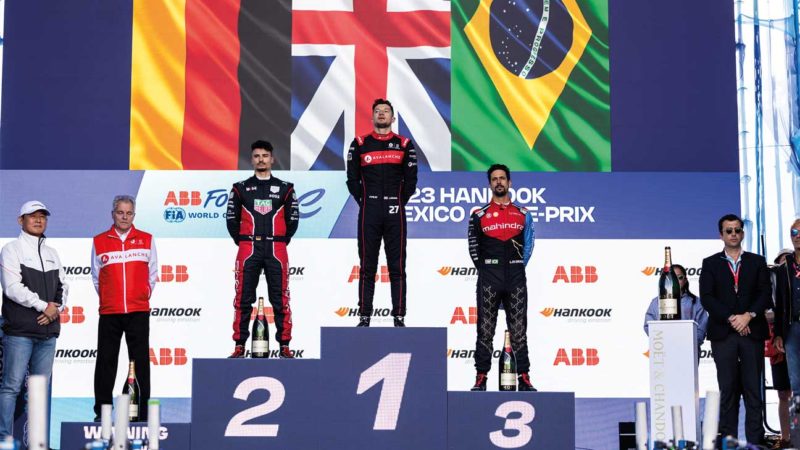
[226,140,299,358]
[468,164,536,391]
[346,98,418,327]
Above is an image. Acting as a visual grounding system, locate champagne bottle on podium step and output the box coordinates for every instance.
[251,297,269,358]
[658,247,681,320]
[498,330,517,391]
[124,361,141,422]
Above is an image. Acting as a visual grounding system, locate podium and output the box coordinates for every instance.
[63,327,576,449]
[647,320,699,443]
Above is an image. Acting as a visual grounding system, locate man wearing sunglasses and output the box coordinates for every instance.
[772,220,800,403]
[700,213,771,446]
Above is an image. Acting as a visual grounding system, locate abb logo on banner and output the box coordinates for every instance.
[552,266,598,283]
[250,306,275,323]
[451,307,477,324]
[164,191,202,206]
[553,348,600,366]
[160,265,189,282]
[149,348,188,366]
[59,306,85,324]
[347,266,390,283]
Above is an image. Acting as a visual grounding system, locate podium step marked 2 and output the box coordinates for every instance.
[66,328,575,449]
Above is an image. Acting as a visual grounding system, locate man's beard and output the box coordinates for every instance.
[493,185,507,196]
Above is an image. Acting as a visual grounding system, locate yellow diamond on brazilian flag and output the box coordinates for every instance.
[464,0,591,149]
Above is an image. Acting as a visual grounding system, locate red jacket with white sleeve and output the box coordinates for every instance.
[91,225,157,315]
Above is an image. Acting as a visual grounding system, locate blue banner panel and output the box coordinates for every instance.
[190,359,320,450]
[319,327,447,450]
[0,171,145,238]
[60,422,190,449]
[1,0,133,169]
[448,392,575,450]
[609,0,737,172]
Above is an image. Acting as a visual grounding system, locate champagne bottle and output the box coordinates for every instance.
[251,297,269,358]
[658,247,681,320]
[498,330,517,391]
[124,361,141,422]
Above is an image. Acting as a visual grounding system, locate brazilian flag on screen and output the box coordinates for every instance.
[452,0,610,171]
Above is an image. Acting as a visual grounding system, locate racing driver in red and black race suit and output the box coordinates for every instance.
[226,140,299,358]
[346,98,418,327]
[468,164,536,392]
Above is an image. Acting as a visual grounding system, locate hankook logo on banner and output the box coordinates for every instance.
[447,348,501,364]
[552,266,598,283]
[641,266,702,277]
[553,348,600,366]
[347,265,389,283]
[539,307,612,323]
[437,266,477,278]
[59,306,86,324]
[55,348,97,364]
[63,266,92,280]
[151,307,202,323]
[334,307,392,318]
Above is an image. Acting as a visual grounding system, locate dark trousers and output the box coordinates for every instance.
[710,332,764,444]
[474,280,530,374]
[357,198,407,317]
[94,312,150,420]
[232,240,292,346]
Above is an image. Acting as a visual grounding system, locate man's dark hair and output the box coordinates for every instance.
[717,213,744,233]
[487,164,511,181]
[372,98,394,115]
[251,140,273,153]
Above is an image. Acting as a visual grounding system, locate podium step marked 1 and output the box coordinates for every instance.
[178,327,577,450]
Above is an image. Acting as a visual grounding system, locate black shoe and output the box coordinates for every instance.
[393,316,405,327]
[279,345,294,359]
[357,316,370,327]
[470,373,487,391]
[517,373,537,391]
[228,345,246,358]
[93,415,101,422]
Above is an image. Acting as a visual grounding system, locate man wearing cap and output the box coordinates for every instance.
[773,219,800,398]
[91,195,157,420]
[0,201,67,438]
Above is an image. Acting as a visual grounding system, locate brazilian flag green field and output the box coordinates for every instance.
[452,0,610,171]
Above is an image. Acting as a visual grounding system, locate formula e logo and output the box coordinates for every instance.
[164,207,186,223]
[254,199,272,215]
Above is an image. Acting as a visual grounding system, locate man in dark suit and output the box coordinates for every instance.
[700,213,771,445]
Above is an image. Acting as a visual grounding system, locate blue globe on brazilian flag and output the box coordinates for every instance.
[453,0,610,171]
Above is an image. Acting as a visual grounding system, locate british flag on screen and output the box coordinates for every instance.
[290,0,452,171]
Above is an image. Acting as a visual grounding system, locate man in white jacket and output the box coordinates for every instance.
[0,200,67,438]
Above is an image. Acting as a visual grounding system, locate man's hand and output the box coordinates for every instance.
[37,302,60,326]
[738,326,751,336]
[775,336,785,353]
[729,313,751,333]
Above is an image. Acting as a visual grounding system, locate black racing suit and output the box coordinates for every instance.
[468,201,535,374]
[346,132,418,317]
[226,175,299,346]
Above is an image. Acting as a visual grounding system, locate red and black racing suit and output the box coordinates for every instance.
[226,175,299,346]
[468,201,535,374]
[346,132,418,317]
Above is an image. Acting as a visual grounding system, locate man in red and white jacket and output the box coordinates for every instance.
[90,195,157,421]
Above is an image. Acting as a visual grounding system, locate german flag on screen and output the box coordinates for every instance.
[129,0,291,170]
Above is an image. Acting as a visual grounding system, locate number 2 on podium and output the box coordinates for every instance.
[223,353,413,437]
